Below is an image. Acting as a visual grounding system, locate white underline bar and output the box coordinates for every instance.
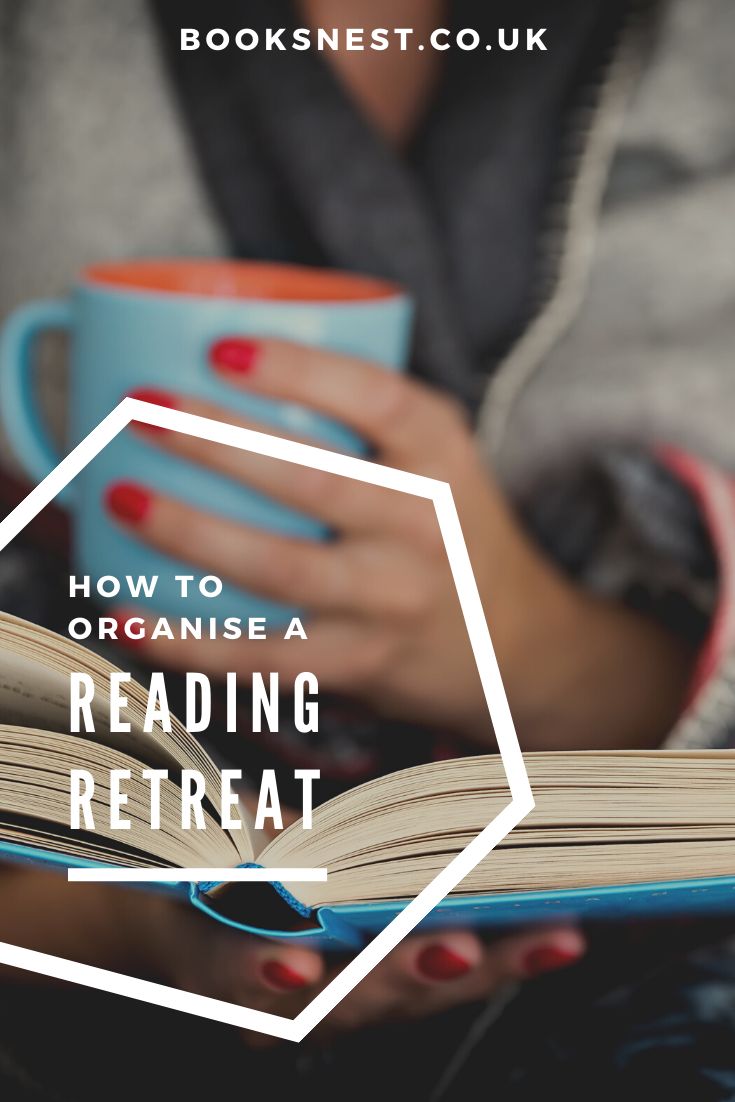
[68,867,328,883]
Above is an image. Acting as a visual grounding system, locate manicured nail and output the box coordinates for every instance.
[111,613,144,650]
[128,388,177,434]
[105,482,152,526]
[261,960,308,992]
[210,338,259,375]
[417,944,472,982]
[523,945,580,979]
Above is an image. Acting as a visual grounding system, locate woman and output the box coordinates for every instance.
[1,0,735,1097]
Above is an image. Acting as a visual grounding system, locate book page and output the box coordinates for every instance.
[0,613,255,864]
[256,750,735,909]
[0,726,243,868]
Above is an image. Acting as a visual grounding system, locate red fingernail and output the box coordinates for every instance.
[261,960,308,992]
[210,338,259,375]
[105,482,152,525]
[417,944,472,982]
[523,945,580,978]
[128,388,177,434]
[111,613,144,650]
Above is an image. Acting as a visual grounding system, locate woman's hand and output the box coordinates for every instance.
[107,336,691,749]
[110,336,529,742]
[0,869,584,1041]
[307,922,584,1040]
[148,900,585,1042]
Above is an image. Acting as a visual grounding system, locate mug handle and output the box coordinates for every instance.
[0,299,76,506]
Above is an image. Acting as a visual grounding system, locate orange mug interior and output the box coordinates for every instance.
[83,259,402,303]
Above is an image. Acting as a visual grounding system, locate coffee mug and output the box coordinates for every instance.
[0,260,412,622]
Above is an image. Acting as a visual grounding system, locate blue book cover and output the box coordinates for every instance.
[2,841,735,951]
[2,614,735,951]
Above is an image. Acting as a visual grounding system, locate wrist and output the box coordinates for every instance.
[475,515,594,746]
[484,527,693,750]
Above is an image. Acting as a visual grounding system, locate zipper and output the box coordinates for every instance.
[478,3,657,458]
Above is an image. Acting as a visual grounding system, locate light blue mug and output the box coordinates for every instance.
[0,259,412,622]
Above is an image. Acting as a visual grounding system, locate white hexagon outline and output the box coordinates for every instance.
[0,397,534,1042]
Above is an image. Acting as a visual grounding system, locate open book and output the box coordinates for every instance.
[1,612,735,948]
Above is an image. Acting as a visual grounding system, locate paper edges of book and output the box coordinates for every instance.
[2,611,735,947]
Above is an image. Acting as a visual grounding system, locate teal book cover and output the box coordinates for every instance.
[1,614,735,950]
